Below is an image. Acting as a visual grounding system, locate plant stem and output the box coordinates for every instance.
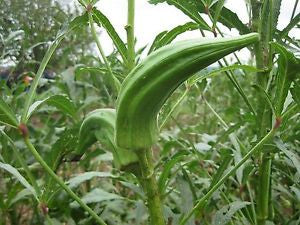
[88,12,121,94]
[126,0,135,71]
[137,148,165,225]
[23,137,107,225]
[180,128,277,225]
[251,1,274,224]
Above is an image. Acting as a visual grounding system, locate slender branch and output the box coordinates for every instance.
[88,12,120,94]
[126,0,136,71]
[23,137,107,225]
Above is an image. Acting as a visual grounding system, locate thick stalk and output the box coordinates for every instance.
[251,1,273,224]
[137,149,165,225]
[126,0,135,71]
[88,12,120,94]
[23,137,107,225]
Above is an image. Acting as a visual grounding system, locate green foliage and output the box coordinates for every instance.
[0,0,299,224]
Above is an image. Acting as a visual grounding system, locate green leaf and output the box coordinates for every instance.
[154,22,200,51]
[27,95,78,121]
[0,97,18,128]
[212,201,250,225]
[279,13,300,38]
[274,138,300,175]
[208,2,250,34]
[271,42,300,115]
[212,0,225,31]
[158,151,189,194]
[148,30,168,55]
[92,8,128,64]
[150,0,211,31]
[252,84,276,116]
[291,80,300,105]
[67,171,117,189]
[21,13,89,123]
[70,188,123,208]
[0,162,37,198]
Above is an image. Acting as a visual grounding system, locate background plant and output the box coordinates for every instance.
[0,0,299,225]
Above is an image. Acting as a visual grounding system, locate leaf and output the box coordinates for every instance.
[0,162,37,198]
[155,22,200,50]
[208,2,250,34]
[158,151,189,194]
[291,80,300,105]
[0,97,18,128]
[70,188,123,207]
[150,0,211,31]
[148,30,168,55]
[271,42,300,115]
[67,171,117,189]
[212,0,225,31]
[27,95,78,121]
[279,13,300,38]
[21,13,89,122]
[9,189,33,207]
[92,8,128,64]
[212,201,250,225]
[274,138,300,175]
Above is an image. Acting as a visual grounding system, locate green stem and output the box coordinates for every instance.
[23,137,107,225]
[137,149,165,225]
[180,128,276,225]
[257,155,272,225]
[88,12,121,94]
[126,0,135,71]
[251,1,274,224]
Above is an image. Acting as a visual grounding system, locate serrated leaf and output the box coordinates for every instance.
[0,97,18,128]
[70,188,123,207]
[150,0,211,31]
[67,171,117,189]
[92,8,128,64]
[27,95,77,121]
[212,201,250,225]
[0,162,37,198]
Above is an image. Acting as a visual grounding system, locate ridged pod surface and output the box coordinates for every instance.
[116,33,259,150]
[76,108,138,170]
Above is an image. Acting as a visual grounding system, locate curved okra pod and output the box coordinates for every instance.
[115,33,259,150]
[74,108,138,171]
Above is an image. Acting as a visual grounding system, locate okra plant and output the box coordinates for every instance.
[0,0,299,225]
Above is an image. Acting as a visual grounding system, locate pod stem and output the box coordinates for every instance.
[137,148,165,225]
[23,137,107,225]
